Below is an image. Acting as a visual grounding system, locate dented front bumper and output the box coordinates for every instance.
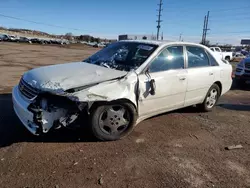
[12,86,40,135]
[12,85,80,136]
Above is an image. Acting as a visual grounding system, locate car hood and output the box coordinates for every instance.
[22,62,127,92]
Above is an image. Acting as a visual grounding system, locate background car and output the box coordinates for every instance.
[18,37,31,43]
[235,57,250,87]
[210,46,233,61]
[8,35,19,42]
[232,53,246,62]
[0,34,10,41]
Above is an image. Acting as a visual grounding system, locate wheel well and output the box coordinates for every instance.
[89,98,137,114]
[214,81,222,95]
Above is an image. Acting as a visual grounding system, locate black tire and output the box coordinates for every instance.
[197,84,220,112]
[90,102,137,141]
[225,56,230,62]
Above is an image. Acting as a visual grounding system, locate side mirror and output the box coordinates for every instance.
[149,79,156,95]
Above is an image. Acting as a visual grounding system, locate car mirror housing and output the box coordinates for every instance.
[149,79,156,95]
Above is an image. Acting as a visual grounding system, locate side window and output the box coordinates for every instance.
[149,46,184,73]
[186,46,210,68]
[206,51,219,66]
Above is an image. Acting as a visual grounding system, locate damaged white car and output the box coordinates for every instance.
[12,41,233,141]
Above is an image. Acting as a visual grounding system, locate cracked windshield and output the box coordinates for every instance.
[84,42,157,71]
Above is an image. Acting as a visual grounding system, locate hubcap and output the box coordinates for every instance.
[99,105,130,135]
[206,89,218,108]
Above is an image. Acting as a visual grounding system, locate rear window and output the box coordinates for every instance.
[186,46,210,68]
[206,51,219,66]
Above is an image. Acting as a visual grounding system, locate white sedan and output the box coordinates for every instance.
[12,41,233,141]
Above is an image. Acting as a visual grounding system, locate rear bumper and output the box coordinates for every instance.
[12,86,39,135]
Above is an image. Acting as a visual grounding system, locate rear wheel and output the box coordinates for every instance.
[197,84,220,112]
[90,102,137,141]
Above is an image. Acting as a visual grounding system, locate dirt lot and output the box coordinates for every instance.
[0,43,250,188]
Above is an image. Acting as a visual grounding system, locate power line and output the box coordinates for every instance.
[164,5,250,14]
[211,5,250,13]
[0,13,81,31]
[161,12,250,24]
[156,0,163,40]
[210,12,250,18]
[209,31,250,35]
[209,16,250,22]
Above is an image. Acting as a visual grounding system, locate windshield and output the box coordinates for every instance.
[83,42,158,71]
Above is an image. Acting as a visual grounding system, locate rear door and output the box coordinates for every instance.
[184,45,216,106]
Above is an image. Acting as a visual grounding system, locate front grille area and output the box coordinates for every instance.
[18,78,39,99]
[245,62,250,69]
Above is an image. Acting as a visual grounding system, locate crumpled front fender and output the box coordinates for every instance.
[71,72,138,107]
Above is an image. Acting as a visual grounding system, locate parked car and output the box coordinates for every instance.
[98,43,106,48]
[241,50,250,56]
[30,38,40,44]
[210,47,233,61]
[93,43,99,48]
[18,37,31,43]
[30,38,45,44]
[8,35,19,42]
[12,41,232,141]
[0,34,10,41]
[232,53,246,62]
[235,57,250,86]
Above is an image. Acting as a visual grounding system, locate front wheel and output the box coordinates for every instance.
[90,102,137,141]
[197,84,220,112]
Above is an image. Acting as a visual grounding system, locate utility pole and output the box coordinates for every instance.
[201,16,206,44]
[204,11,210,45]
[202,11,210,45]
[156,0,163,41]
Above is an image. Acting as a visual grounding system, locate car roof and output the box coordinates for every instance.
[118,40,206,48]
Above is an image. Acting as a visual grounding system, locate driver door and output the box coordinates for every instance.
[138,45,188,117]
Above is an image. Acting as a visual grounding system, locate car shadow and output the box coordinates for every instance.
[0,93,96,148]
[217,103,250,111]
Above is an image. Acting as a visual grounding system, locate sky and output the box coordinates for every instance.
[0,0,250,45]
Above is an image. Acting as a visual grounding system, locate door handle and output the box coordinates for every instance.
[179,77,186,80]
[209,72,214,76]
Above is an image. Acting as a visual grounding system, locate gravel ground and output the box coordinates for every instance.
[0,43,250,188]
